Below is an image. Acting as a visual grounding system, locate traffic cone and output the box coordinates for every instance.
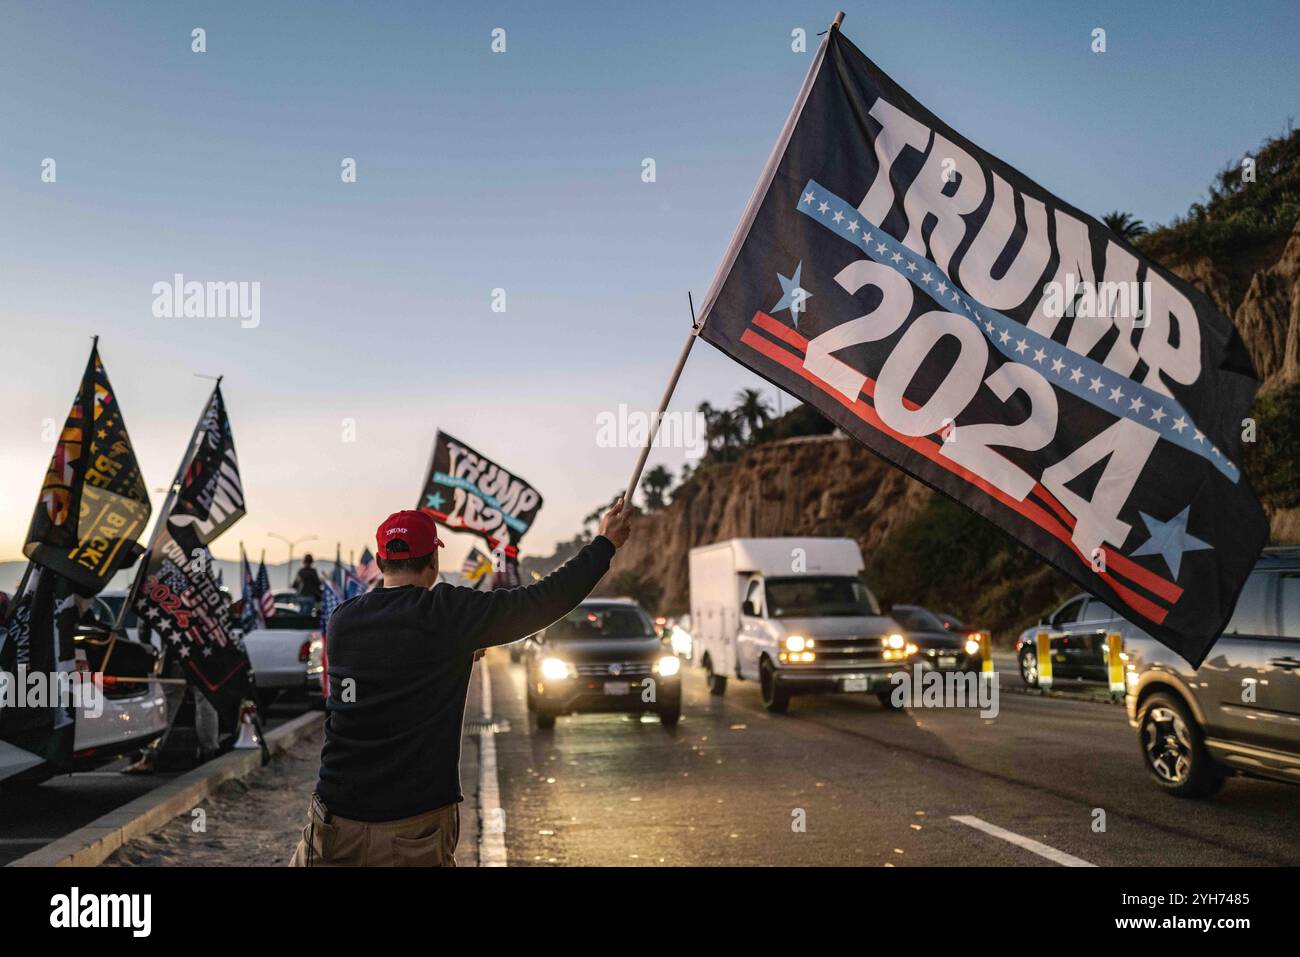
[232,700,264,750]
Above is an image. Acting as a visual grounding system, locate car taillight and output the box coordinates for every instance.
[298,640,312,663]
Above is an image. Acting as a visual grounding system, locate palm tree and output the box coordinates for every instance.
[713,409,745,460]
[1102,211,1148,241]
[641,464,674,511]
[697,401,721,455]
[734,388,773,442]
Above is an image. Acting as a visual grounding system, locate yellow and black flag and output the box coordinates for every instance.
[23,341,151,595]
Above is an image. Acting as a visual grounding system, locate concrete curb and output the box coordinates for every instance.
[6,710,325,868]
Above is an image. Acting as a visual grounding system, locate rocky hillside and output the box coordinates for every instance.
[597,433,931,613]
[1156,217,1300,390]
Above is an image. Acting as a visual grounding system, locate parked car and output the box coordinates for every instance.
[242,590,324,709]
[1016,594,1116,686]
[94,590,141,643]
[888,604,981,672]
[522,598,681,729]
[1124,547,1300,797]
[0,606,168,786]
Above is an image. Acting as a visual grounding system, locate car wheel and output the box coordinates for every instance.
[704,655,727,696]
[759,659,790,714]
[658,697,682,728]
[533,710,556,731]
[876,690,904,710]
[1137,692,1225,798]
[1018,648,1039,688]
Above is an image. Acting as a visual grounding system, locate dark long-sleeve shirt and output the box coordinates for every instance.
[315,536,616,821]
[293,566,323,601]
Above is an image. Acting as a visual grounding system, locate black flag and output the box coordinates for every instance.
[133,384,251,713]
[23,343,151,596]
[695,28,1266,665]
[167,384,246,545]
[417,430,544,559]
[0,566,82,779]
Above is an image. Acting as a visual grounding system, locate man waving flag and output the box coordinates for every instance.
[691,21,1265,665]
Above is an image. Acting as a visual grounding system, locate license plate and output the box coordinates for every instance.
[603,681,630,696]
[842,677,869,692]
[939,656,956,668]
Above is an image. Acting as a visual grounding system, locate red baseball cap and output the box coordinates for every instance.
[375,510,445,559]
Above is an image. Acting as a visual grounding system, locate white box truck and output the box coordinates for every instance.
[688,537,907,713]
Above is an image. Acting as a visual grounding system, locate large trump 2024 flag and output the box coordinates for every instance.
[697,27,1266,665]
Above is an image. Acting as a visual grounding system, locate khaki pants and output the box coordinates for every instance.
[289,793,459,867]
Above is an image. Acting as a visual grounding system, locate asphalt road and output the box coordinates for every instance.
[5,651,1297,868]
[489,649,1299,867]
[0,705,302,866]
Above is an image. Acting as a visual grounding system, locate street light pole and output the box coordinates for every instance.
[268,533,318,588]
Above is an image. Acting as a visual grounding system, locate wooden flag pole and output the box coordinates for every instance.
[623,293,703,506]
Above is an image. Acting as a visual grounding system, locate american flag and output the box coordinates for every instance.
[240,548,265,632]
[356,547,379,583]
[256,558,276,619]
[343,566,370,600]
[319,577,342,636]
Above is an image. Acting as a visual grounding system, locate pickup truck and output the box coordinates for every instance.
[240,590,324,709]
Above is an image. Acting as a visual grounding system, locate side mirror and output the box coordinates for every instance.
[742,600,758,617]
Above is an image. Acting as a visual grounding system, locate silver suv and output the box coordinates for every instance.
[1123,547,1300,797]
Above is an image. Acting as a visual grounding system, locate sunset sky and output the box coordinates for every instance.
[2,0,1297,572]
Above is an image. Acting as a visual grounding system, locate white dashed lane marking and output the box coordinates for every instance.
[950,815,1097,867]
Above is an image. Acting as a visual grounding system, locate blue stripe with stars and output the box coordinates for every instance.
[431,472,529,533]
[796,179,1238,483]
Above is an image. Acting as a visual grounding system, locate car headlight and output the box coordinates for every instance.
[964,638,981,656]
[540,657,574,681]
[885,633,905,649]
[784,635,813,652]
[656,655,681,677]
[905,642,919,656]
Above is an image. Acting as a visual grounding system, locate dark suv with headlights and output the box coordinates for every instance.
[1123,547,1300,797]
[888,604,982,672]
[523,598,682,730]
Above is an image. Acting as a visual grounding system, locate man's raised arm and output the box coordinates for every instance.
[451,498,633,651]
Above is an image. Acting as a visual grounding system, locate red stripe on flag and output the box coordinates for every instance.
[738,323,1171,625]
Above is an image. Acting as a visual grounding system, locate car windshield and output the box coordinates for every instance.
[96,595,139,629]
[265,594,319,630]
[548,605,656,640]
[893,607,947,632]
[764,577,880,618]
